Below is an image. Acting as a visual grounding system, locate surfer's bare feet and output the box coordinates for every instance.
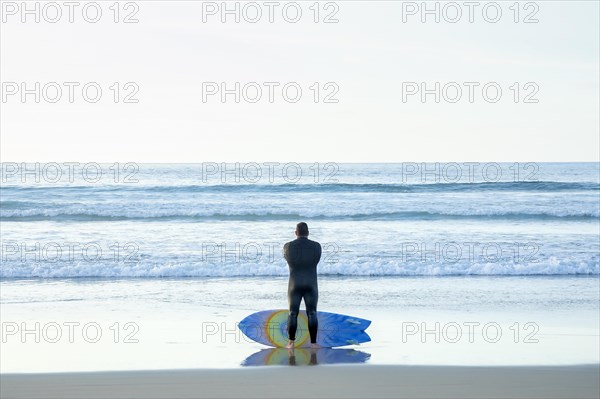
[310,343,321,349]
[285,340,295,349]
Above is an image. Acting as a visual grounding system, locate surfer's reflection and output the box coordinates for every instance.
[286,348,318,366]
[241,347,371,366]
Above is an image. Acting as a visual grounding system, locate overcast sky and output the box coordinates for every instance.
[1,0,598,162]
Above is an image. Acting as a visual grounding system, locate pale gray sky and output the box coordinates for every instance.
[1,0,599,162]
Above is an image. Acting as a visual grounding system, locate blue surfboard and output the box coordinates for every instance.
[238,309,371,348]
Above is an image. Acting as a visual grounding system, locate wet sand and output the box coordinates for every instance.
[2,364,599,399]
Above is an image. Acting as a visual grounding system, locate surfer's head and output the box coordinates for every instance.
[295,222,309,237]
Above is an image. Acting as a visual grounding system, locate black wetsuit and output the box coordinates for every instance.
[283,237,322,343]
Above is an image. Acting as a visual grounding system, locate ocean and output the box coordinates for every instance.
[1,162,599,371]
[1,162,599,277]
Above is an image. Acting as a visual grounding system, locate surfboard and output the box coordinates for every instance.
[238,309,371,348]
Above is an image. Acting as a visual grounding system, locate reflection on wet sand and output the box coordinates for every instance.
[241,348,371,366]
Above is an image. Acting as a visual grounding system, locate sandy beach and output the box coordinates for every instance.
[2,364,598,399]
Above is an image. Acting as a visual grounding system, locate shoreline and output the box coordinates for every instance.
[2,364,599,399]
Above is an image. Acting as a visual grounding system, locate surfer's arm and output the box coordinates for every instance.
[315,242,322,264]
[283,242,290,262]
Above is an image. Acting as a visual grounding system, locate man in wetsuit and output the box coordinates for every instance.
[283,222,322,349]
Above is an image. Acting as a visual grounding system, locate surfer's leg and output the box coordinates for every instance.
[304,287,319,344]
[287,287,302,343]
